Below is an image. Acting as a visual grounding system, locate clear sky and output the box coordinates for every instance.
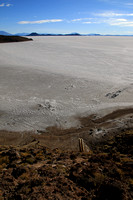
[1,0,133,34]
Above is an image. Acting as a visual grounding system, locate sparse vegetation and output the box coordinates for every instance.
[0,129,132,199]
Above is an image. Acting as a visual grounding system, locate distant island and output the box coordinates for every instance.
[28,32,82,36]
[1,30,133,37]
[26,32,133,37]
[0,35,33,43]
[26,32,101,36]
[0,30,101,36]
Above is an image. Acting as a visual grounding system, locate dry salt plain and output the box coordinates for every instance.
[0,36,133,132]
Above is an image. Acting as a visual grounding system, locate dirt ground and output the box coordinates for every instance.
[0,108,133,151]
[0,119,132,200]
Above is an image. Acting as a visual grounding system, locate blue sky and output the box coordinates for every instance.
[1,0,133,34]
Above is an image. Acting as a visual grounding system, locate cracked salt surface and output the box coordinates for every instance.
[0,36,133,131]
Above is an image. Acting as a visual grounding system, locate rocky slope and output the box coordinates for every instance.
[0,129,132,200]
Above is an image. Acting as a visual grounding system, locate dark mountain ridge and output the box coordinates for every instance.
[1,30,133,36]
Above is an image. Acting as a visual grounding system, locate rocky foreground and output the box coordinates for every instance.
[0,128,132,200]
[0,35,32,43]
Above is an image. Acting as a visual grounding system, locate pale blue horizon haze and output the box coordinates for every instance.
[1,0,133,34]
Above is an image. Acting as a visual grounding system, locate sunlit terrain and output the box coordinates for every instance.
[0,36,133,131]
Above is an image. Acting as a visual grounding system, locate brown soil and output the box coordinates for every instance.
[0,108,133,150]
[0,35,33,43]
[0,108,133,199]
[0,129,132,200]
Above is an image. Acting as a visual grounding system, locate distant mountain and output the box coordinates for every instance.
[23,32,133,37]
[65,32,81,36]
[27,32,63,36]
[87,33,101,36]
[0,31,12,36]
[28,32,40,36]
[105,34,133,36]
[2,30,133,37]
[15,33,29,36]
[26,32,102,37]
[27,32,104,36]
[27,32,82,36]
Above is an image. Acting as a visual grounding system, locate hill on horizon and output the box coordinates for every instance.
[0,31,12,36]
